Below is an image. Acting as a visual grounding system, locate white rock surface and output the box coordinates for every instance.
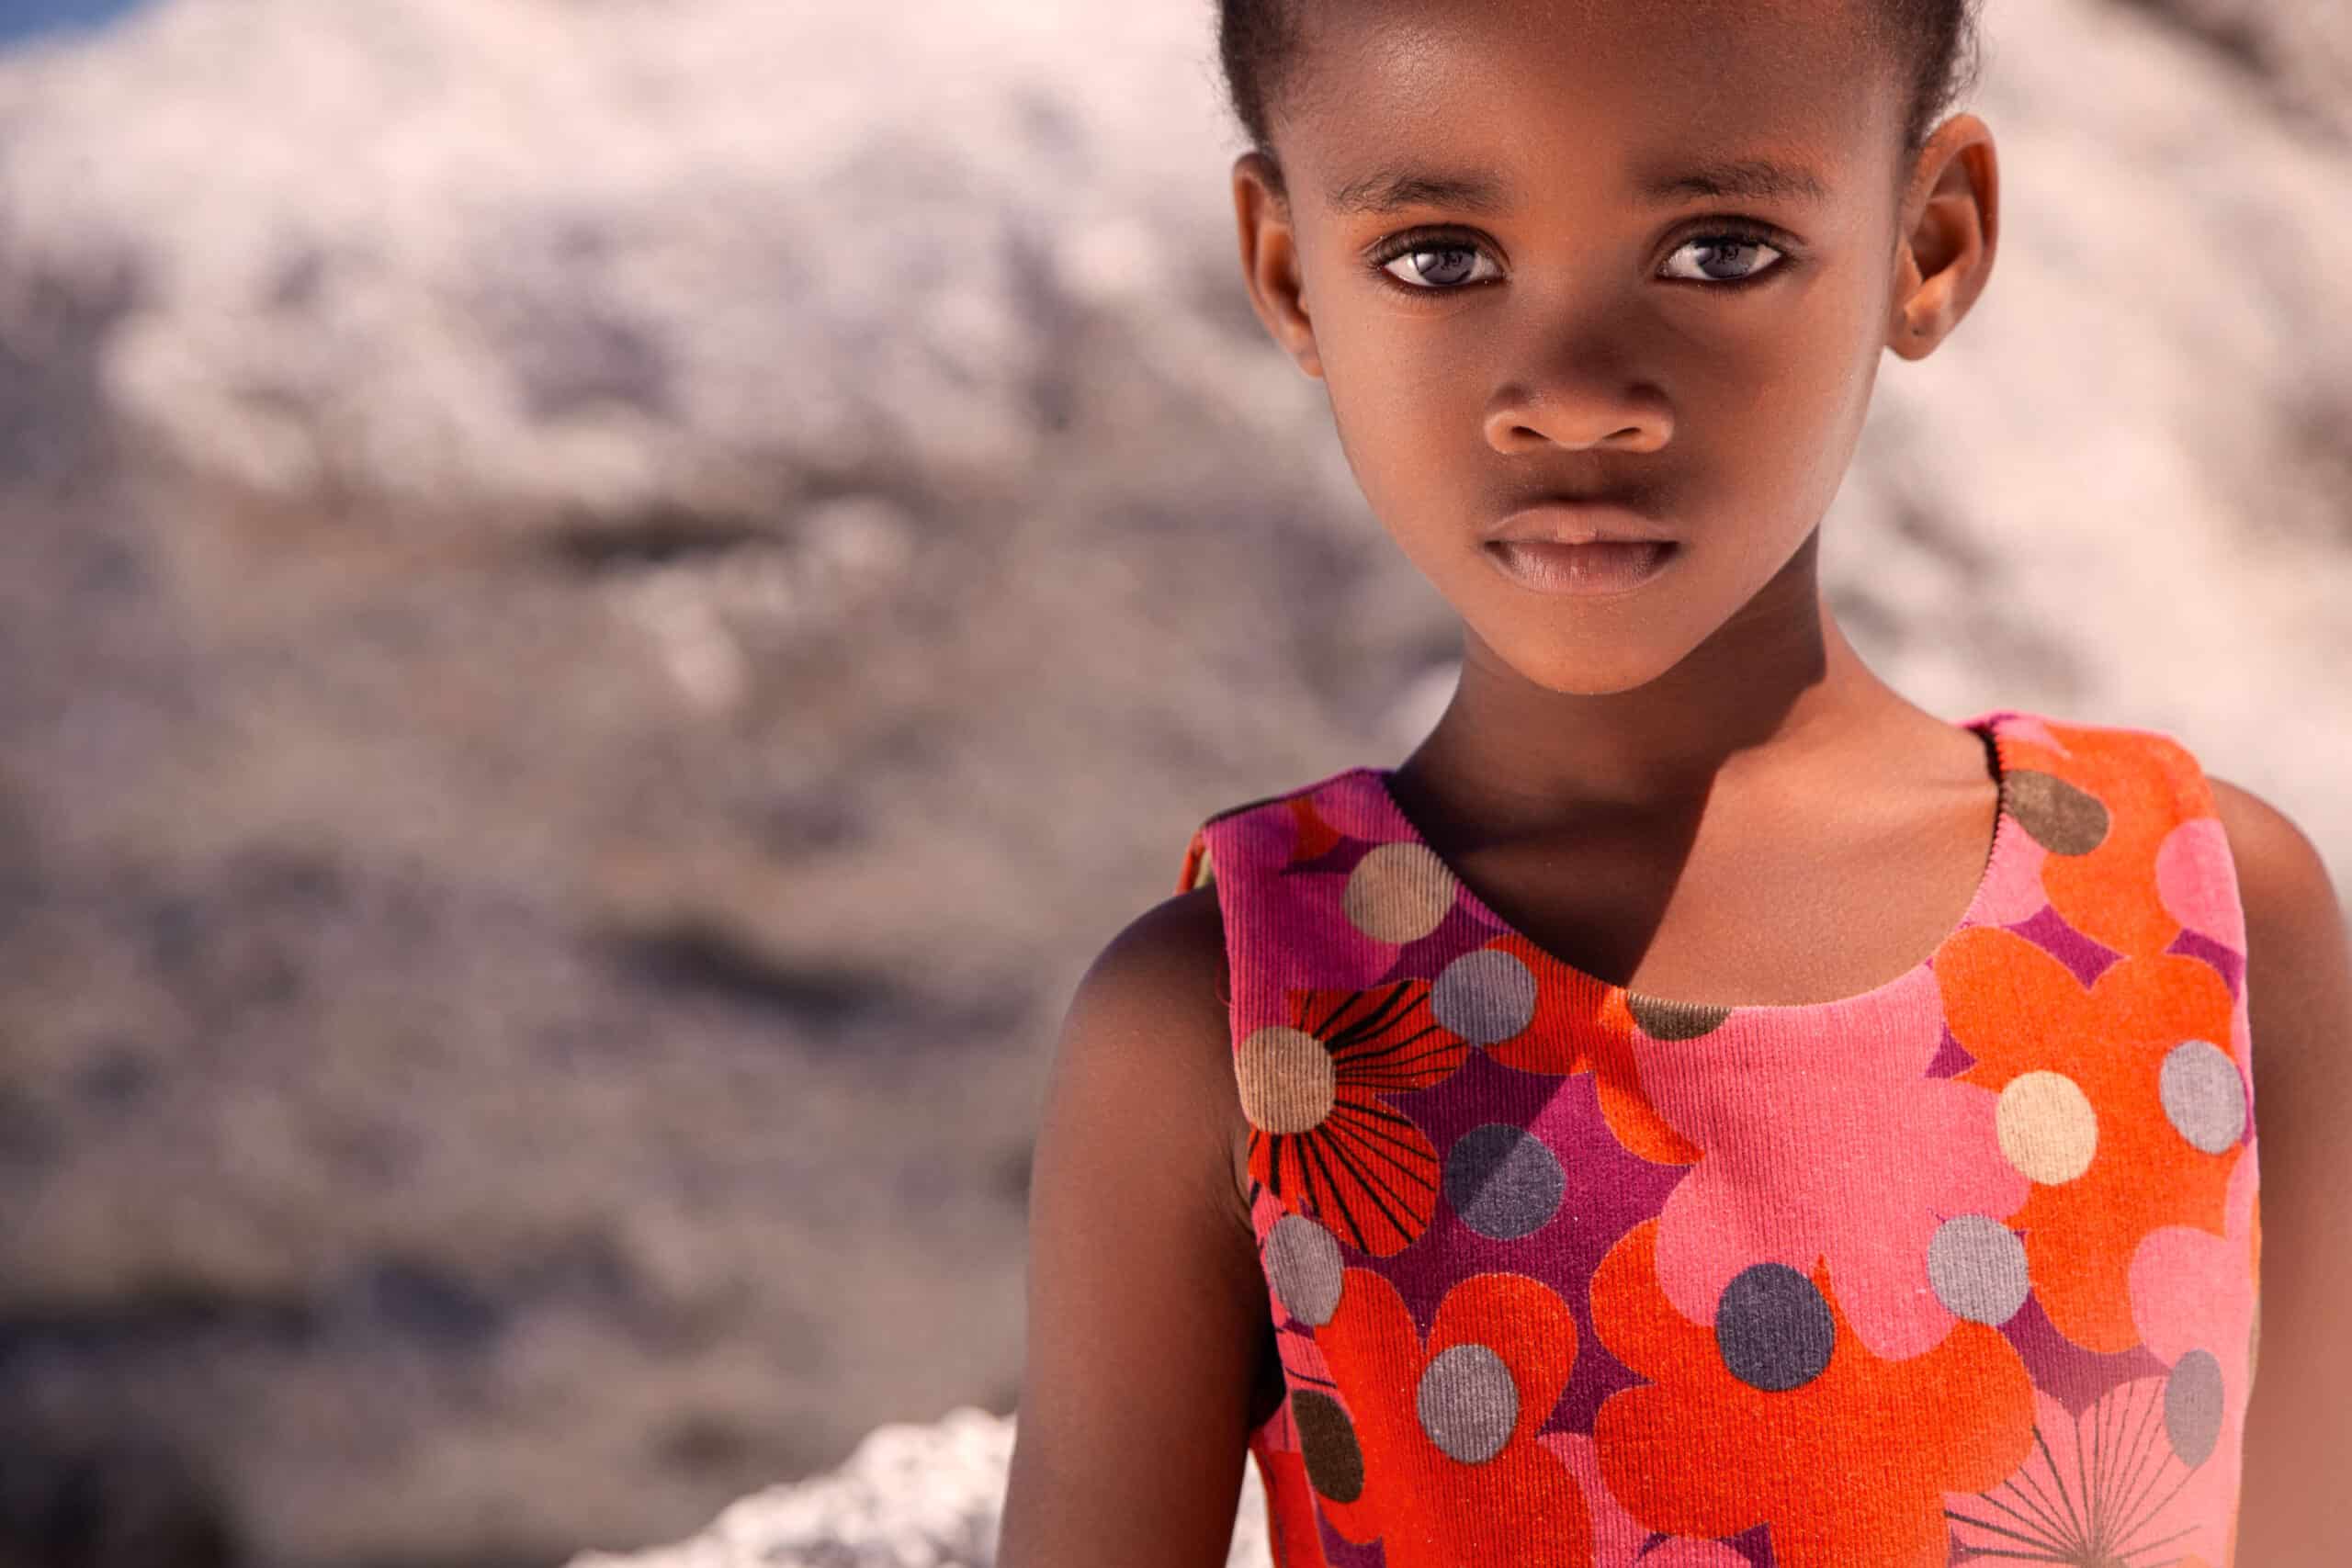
[562,1407,1272,1568]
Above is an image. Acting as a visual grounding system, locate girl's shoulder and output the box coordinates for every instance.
[1047,879,1253,1239]
[2183,771,2352,1557]
[2201,771,2344,1041]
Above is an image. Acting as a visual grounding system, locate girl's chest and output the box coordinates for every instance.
[1427,780,2002,1012]
[1198,713,2256,1563]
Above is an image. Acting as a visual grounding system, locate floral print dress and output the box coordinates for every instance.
[1175,708,2259,1568]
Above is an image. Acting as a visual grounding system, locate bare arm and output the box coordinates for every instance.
[2211,776,2352,1563]
[995,886,1279,1568]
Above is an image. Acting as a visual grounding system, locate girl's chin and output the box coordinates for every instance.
[1479,640,1684,699]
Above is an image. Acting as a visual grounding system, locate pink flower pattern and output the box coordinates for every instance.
[1637,963,2031,1359]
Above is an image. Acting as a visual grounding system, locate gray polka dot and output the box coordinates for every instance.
[2160,1040,2247,1155]
[1415,1343,1519,1463]
[1262,1213,1344,1326]
[2165,1348,2225,1468]
[1442,1124,1565,1241]
[1716,1263,1836,1392]
[1290,1390,1365,1502]
[1928,1215,2031,1325]
[1431,949,1538,1045]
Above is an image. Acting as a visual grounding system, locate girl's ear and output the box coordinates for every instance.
[1232,152,1325,381]
[1887,113,2000,360]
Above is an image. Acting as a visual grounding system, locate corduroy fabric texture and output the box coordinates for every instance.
[1174,708,2259,1568]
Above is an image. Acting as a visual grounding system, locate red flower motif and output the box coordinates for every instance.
[1237,980,1470,1256]
[1311,1266,1590,1565]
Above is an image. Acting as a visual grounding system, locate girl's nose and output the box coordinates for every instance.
[1482,378,1674,456]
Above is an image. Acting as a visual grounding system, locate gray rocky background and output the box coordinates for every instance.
[0,1,2342,1565]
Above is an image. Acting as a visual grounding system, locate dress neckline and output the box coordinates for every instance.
[1357,708,2018,1017]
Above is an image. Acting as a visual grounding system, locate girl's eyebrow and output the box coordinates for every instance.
[1324,156,1833,216]
[1326,170,1513,216]
[1647,157,1833,205]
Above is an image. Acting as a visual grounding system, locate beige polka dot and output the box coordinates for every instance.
[1342,842,1458,944]
[1237,1025,1336,1134]
[1997,1070,2098,1184]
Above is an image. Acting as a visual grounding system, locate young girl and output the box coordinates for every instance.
[996,2,2351,1563]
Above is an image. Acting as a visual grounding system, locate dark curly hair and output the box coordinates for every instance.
[1216,0,1986,202]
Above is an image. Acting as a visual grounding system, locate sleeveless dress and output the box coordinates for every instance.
[1173,708,2260,1568]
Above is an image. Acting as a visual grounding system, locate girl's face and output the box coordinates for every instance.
[1234,0,1994,697]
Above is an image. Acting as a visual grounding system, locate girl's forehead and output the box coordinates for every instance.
[1295,0,1881,68]
[1288,0,1891,138]
[1282,0,1896,181]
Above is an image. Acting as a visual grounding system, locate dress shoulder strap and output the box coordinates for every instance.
[1173,770,1404,1045]
[1996,709,2247,969]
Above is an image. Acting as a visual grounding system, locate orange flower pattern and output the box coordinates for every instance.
[1173,709,2258,1566]
[1937,928,2245,1353]
[1592,1219,2035,1567]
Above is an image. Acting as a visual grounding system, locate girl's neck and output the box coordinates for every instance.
[1397,536,1948,827]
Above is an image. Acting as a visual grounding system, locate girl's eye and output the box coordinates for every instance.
[1659,231,1789,285]
[1374,240,1500,292]
[1365,225,1793,295]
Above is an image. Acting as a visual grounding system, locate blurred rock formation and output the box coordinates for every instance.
[0,1,2343,1565]
[561,1407,1270,1568]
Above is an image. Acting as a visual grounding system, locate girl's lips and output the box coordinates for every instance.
[1483,537,1678,596]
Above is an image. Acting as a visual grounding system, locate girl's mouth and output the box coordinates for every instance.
[1483,538,1679,597]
